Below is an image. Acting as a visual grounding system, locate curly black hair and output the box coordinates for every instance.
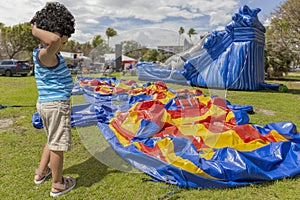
[30,2,75,37]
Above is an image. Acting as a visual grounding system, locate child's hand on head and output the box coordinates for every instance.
[31,22,36,29]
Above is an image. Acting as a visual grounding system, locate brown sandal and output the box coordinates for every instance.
[34,167,52,184]
[50,176,76,197]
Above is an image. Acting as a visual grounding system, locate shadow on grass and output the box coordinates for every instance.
[224,83,300,95]
[286,88,300,95]
[63,153,124,188]
[256,175,300,188]
[63,156,109,188]
[220,175,300,192]
[192,83,300,95]
[264,77,300,95]
[63,145,137,188]
[257,88,300,95]
[267,77,300,82]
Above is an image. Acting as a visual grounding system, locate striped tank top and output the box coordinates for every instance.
[33,48,73,103]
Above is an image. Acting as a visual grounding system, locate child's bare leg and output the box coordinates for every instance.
[35,143,50,181]
[50,150,64,192]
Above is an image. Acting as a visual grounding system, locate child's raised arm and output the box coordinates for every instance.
[31,23,61,67]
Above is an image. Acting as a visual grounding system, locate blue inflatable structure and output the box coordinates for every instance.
[137,62,188,85]
[138,5,266,90]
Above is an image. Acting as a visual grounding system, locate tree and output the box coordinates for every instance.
[187,28,197,40]
[0,22,39,59]
[80,42,93,57]
[156,51,168,63]
[178,27,184,46]
[265,0,300,75]
[62,38,100,57]
[92,35,104,48]
[89,42,111,62]
[105,27,117,47]
[121,40,144,60]
[62,40,81,53]
[142,49,159,62]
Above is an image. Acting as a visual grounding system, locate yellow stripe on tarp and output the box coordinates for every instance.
[98,85,111,91]
[225,111,236,122]
[270,130,288,142]
[211,130,270,151]
[109,123,131,146]
[133,141,142,150]
[120,111,141,134]
[157,95,173,104]
[177,124,272,151]
[156,138,220,180]
[172,104,227,125]
[205,128,287,151]
[199,148,216,160]
[156,96,169,104]
[165,91,177,99]
[178,123,212,137]
[115,83,131,91]
[196,96,212,106]
[161,109,172,124]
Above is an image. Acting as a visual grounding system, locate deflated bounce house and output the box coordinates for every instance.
[138,5,266,90]
[32,5,300,190]
[32,74,300,189]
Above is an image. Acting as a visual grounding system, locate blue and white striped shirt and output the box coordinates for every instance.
[33,48,73,103]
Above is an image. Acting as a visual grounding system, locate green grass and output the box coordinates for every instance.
[0,73,300,200]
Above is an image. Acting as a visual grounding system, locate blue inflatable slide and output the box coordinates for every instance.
[138,5,266,91]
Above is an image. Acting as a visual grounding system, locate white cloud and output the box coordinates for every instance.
[109,27,179,47]
[84,18,99,24]
[72,29,95,43]
[0,0,285,45]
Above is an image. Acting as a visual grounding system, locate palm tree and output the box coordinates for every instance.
[92,35,104,48]
[187,28,197,43]
[178,27,184,46]
[105,27,117,47]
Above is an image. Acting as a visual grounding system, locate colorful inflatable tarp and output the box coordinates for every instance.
[33,76,300,189]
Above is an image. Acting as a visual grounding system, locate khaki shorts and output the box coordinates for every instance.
[37,100,72,151]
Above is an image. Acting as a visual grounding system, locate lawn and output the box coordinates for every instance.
[0,73,300,200]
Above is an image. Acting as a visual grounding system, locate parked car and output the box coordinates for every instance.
[0,60,30,77]
[289,66,300,72]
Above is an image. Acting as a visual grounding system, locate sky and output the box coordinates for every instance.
[0,0,286,48]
